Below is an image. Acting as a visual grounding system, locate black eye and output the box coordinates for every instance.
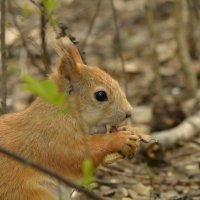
[95,91,108,102]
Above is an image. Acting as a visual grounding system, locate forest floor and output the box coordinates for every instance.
[1,0,200,199]
[93,136,200,200]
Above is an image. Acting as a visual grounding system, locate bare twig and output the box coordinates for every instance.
[55,25,87,64]
[174,0,197,98]
[30,0,51,73]
[0,0,7,114]
[30,0,43,10]
[188,0,200,19]
[56,22,68,39]
[187,0,200,59]
[0,146,105,200]
[8,0,45,74]
[40,2,51,74]
[110,0,127,95]
[81,0,102,50]
[31,0,85,67]
[146,0,162,101]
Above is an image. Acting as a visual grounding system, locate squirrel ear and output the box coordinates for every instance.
[67,45,84,65]
[57,45,82,81]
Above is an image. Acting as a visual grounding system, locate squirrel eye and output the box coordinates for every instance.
[95,91,108,102]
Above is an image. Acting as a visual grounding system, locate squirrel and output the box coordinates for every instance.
[0,45,149,200]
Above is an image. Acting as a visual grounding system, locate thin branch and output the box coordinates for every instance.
[81,0,102,50]
[187,0,200,59]
[30,0,43,10]
[56,22,68,39]
[40,3,51,74]
[110,0,127,95]
[0,0,7,114]
[174,0,197,98]
[56,24,87,64]
[0,146,105,200]
[146,0,162,101]
[30,0,51,74]
[8,0,45,75]
[189,0,200,19]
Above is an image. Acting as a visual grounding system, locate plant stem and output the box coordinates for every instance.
[1,0,7,114]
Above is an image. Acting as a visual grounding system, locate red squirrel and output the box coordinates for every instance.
[0,45,148,200]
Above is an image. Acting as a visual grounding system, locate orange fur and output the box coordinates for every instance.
[0,45,139,199]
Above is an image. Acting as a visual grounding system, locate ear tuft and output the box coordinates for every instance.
[56,45,82,81]
[67,45,84,65]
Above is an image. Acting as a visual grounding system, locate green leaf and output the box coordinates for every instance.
[82,159,95,187]
[42,0,58,15]
[22,74,65,107]
[49,14,57,28]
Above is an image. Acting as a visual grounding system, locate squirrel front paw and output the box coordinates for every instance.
[117,125,151,143]
[108,131,140,159]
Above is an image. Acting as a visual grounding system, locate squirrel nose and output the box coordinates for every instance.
[125,111,132,119]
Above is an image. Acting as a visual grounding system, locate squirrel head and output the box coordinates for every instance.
[51,45,133,134]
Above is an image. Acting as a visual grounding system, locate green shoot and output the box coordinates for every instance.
[82,158,95,187]
[41,0,58,28]
[42,0,58,15]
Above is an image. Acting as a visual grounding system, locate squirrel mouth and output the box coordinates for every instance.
[94,125,118,134]
[109,125,118,133]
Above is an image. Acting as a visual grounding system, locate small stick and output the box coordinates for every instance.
[145,0,162,101]
[174,0,197,97]
[40,2,51,74]
[110,0,128,95]
[81,0,102,50]
[8,0,45,74]
[1,0,7,114]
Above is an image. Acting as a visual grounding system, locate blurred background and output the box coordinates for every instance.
[1,0,200,199]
